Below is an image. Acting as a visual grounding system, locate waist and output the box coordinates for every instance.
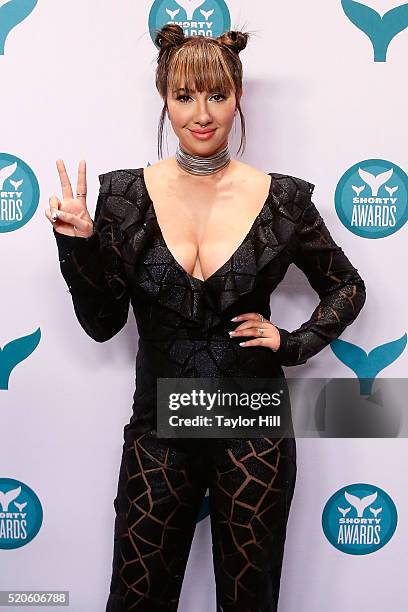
[136,337,284,378]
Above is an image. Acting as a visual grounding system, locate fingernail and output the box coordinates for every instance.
[228,331,235,336]
[239,342,246,346]
[231,316,239,321]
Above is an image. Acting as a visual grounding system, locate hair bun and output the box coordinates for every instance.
[218,30,249,54]
[155,24,185,53]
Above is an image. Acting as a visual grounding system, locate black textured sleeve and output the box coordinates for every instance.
[274,183,366,366]
[53,171,131,342]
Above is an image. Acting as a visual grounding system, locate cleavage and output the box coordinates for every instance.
[143,170,272,282]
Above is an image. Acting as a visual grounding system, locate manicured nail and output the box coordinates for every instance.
[239,342,246,346]
[231,316,239,321]
[228,331,235,336]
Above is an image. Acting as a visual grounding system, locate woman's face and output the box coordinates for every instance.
[166,85,240,156]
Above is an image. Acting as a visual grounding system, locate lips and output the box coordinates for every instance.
[190,129,216,134]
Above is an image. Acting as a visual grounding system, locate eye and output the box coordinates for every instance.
[176,94,191,103]
[176,93,226,103]
[211,93,225,102]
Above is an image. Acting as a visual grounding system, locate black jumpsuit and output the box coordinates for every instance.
[53,168,366,611]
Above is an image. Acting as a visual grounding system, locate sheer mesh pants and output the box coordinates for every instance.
[105,430,297,612]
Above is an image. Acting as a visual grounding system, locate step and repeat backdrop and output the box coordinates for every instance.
[1,1,407,611]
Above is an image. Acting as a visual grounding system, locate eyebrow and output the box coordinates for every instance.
[172,87,222,94]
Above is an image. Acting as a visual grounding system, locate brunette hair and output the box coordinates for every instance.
[154,24,249,159]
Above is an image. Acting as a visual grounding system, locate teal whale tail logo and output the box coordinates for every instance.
[330,333,407,394]
[0,328,41,390]
[0,0,38,55]
[341,0,408,62]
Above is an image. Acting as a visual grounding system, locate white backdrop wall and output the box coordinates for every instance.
[1,1,407,611]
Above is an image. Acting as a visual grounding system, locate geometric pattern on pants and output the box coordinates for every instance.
[105,431,297,611]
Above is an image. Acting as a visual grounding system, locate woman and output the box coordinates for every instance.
[46,25,366,612]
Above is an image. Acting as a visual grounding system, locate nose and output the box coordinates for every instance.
[194,99,212,126]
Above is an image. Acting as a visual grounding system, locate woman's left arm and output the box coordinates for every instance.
[274,188,366,366]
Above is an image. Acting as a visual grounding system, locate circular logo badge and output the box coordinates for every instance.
[335,159,408,238]
[322,482,397,555]
[0,153,40,233]
[0,478,43,549]
[148,0,231,47]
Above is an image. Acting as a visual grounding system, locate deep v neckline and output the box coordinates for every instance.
[141,168,273,284]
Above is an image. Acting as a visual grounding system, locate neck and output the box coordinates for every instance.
[175,142,231,176]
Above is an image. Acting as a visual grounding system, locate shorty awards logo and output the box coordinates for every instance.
[149,0,231,45]
[0,478,43,549]
[322,483,398,554]
[341,0,408,62]
[335,159,408,238]
[0,153,40,233]
[0,0,38,55]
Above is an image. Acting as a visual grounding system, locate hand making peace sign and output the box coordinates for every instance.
[45,159,94,238]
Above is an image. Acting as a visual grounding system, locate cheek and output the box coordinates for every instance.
[217,101,237,122]
[219,108,236,124]
[167,105,189,126]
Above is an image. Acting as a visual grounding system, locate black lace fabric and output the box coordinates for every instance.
[52,170,366,610]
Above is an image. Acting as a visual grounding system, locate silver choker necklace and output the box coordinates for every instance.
[175,142,231,175]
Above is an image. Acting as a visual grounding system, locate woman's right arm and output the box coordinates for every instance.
[48,161,131,342]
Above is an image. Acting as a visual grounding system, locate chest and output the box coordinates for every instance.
[144,175,272,283]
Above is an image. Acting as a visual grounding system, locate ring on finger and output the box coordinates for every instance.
[258,327,264,336]
[258,313,264,322]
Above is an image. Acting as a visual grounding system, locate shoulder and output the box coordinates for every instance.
[269,172,316,222]
[270,172,315,198]
[229,160,270,183]
[230,162,315,204]
[95,167,150,224]
[143,158,169,178]
[97,167,145,195]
